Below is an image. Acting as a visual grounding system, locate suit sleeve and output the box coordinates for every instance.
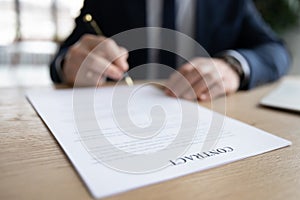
[236,0,291,89]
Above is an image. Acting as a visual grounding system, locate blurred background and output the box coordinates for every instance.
[0,0,299,87]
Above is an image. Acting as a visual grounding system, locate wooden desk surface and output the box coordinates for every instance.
[1,77,300,200]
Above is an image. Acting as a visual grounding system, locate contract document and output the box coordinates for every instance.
[27,85,291,199]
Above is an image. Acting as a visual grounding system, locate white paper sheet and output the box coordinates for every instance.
[27,85,291,199]
[260,78,300,112]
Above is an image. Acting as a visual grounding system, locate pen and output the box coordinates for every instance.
[83,13,134,86]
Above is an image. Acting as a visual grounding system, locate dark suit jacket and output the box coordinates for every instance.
[50,0,290,89]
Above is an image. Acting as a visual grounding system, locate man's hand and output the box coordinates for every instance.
[165,57,240,101]
[63,34,129,86]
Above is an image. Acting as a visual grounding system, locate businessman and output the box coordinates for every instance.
[50,0,290,101]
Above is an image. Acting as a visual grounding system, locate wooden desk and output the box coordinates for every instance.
[1,77,300,200]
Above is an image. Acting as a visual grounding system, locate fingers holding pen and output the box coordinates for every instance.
[63,34,129,86]
[86,36,129,77]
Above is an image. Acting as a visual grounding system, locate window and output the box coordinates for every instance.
[0,0,16,45]
[0,0,84,45]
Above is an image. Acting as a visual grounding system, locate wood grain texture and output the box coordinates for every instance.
[0,77,300,200]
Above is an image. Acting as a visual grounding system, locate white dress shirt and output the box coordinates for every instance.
[146,0,196,78]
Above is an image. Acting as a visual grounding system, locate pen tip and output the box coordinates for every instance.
[125,77,134,86]
[124,73,134,86]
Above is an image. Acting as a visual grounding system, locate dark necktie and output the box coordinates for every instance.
[159,0,177,69]
[162,0,175,30]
